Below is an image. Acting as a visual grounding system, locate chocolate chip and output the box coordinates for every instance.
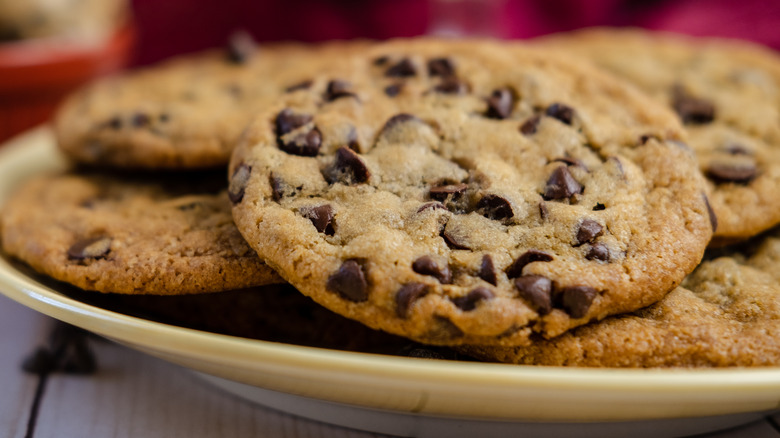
[131,113,150,128]
[280,127,322,157]
[434,78,469,95]
[385,58,416,77]
[576,219,604,245]
[559,285,598,318]
[275,109,313,135]
[505,250,553,278]
[324,79,357,101]
[543,166,583,200]
[592,203,606,211]
[477,194,514,220]
[373,55,390,66]
[285,80,313,93]
[539,202,549,220]
[427,57,455,77]
[346,126,361,152]
[672,86,715,124]
[412,256,452,284]
[723,144,752,155]
[429,183,467,202]
[326,260,368,302]
[384,83,403,97]
[478,254,497,285]
[413,202,444,215]
[485,88,514,119]
[452,287,494,311]
[396,283,429,318]
[380,113,422,134]
[325,147,371,185]
[441,227,470,250]
[301,204,335,235]
[545,103,575,125]
[585,243,610,262]
[229,163,251,204]
[67,236,112,260]
[705,162,758,184]
[703,193,718,232]
[225,30,255,64]
[105,116,122,130]
[269,173,291,202]
[519,115,541,135]
[514,275,552,315]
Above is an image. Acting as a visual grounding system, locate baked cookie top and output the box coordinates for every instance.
[537,28,780,245]
[229,39,713,346]
[461,229,780,367]
[0,171,282,294]
[54,37,364,169]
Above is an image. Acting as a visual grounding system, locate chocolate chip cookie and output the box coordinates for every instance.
[537,28,780,245]
[461,228,780,367]
[54,37,364,169]
[0,171,282,294]
[229,39,713,346]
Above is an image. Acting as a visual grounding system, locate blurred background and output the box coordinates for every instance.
[1,0,779,141]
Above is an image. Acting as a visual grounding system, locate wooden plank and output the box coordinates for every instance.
[0,295,54,438]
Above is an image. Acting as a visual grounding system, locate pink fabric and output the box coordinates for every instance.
[129,0,780,66]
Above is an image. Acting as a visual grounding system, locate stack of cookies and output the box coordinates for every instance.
[3,28,780,367]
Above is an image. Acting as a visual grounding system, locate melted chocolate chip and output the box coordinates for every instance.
[703,193,718,232]
[705,162,758,184]
[576,219,604,245]
[396,283,429,318]
[514,275,552,315]
[385,83,403,97]
[559,285,598,318]
[225,30,255,64]
[486,88,514,119]
[505,250,553,278]
[324,79,357,101]
[672,86,715,124]
[592,203,606,211]
[452,287,494,311]
[429,183,467,202]
[585,243,610,262]
[545,103,575,125]
[543,166,583,200]
[477,194,514,220]
[427,57,455,77]
[285,80,313,93]
[275,109,313,135]
[325,147,371,185]
[67,237,111,260]
[385,58,416,77]
[229,164,251,204]
[280,127,322,157]
[326,260,368,302]
[301,204,335,235]
[434,78,469,95]
[519,115,541,135]
[412,256,452,284]
[478,254,497,285]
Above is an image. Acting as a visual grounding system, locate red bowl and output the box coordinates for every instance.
[0,23,135,143]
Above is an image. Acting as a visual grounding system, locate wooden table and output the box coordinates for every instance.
[2,294,779,438]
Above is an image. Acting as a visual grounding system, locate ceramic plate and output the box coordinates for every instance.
[1,129,780,438]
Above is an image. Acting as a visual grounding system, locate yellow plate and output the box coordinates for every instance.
[1,129,779,432]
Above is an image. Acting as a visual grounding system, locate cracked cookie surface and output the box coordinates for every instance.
[538,28,780,245]
[0,172,282,294]
[461,229,780,367]
[230,39,713,346]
